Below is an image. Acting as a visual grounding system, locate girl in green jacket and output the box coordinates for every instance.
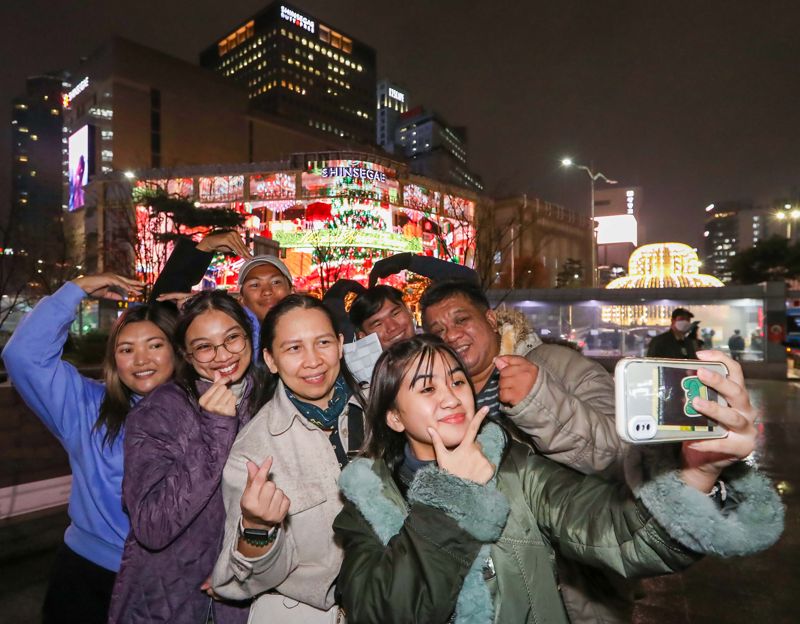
[334,335,783,624]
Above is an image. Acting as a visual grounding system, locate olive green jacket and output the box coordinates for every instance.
[334,424,783,624]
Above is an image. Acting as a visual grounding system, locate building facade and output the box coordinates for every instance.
[703,200,776,283]
[77,152,479,295]
[395,107,483,192]
[200,2,377,144]
[10,73,72,259]
[486,196,592,289]
[376,79,409,152]
[593,186,641,283]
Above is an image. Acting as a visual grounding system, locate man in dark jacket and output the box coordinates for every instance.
[647,307,699,359]
[728,329,746,361]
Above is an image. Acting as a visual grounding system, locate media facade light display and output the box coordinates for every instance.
[68,125,93,211]
[133,159,476,293]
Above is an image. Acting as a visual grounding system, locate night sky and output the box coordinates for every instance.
[2,0,798,249]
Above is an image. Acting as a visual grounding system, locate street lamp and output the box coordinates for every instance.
[561,157,618,287]
[776,206,800,239]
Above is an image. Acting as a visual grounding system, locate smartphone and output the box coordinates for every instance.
[615,358,729,444]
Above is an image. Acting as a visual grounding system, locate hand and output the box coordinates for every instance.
[197,231,253,259]
[679,350,758,493]
[199,577,220,600]
[427,406,494,484]
[155,291,194,310]
[495,356,539,407]
[198,372,237,417]
[240,457,291,529]
[368,253,412,286]
[72,273,143,300]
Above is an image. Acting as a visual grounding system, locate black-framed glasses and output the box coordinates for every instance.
[189,333,248,363]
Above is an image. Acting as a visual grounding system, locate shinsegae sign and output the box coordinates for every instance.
[321,166,387,183]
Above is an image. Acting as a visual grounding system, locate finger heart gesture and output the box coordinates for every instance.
[198,372,237,417]
[427,406,495,485]
[240,457,291,529]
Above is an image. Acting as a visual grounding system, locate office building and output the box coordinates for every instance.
[200,2,377,144]
[376,79,409,151]
[703,201,775,283]
[10,72,72,258]
[395,107,483,192]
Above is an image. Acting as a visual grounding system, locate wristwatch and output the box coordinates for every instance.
[239,517,279,547]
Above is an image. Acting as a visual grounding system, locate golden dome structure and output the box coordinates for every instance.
[606,242,724,289]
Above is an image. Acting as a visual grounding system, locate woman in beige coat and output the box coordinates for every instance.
[211,294,365,623]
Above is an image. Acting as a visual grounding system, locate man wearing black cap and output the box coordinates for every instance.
[647,307,699,359]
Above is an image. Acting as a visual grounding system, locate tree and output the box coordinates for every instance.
[730,236,800,284]
[556,258,584,288]
[133,187,244,296]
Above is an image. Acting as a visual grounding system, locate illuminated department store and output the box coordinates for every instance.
[132,152,478,293]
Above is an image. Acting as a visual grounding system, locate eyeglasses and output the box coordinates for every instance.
[188,333,248,363]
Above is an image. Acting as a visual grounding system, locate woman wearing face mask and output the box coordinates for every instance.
[334,336,784,624]
[108,291,260,624]
[2,273,177,624]
[211,294,365,623]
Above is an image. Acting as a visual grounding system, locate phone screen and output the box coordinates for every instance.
[654,367,718,432]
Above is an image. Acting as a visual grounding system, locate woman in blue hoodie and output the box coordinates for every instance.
[2,273,178,624]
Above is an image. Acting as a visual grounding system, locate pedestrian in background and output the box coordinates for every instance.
[647,307,699,359]
[729,329,746,362]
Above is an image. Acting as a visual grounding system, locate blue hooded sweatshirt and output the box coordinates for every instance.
[2,282,130,572]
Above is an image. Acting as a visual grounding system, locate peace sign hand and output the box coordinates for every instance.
[427,406,495,485]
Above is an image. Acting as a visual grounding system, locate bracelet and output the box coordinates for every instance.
[239,517,279,547]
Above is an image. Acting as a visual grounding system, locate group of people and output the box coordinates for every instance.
[3,231,784,624]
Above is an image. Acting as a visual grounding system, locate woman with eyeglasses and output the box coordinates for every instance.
[108,291,262,624]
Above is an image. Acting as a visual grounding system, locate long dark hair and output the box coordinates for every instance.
[173,290,257,402]
[362,334,476,467]
[95,302,178,447]
[258,293,364,409]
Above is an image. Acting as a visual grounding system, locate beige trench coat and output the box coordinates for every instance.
[212,381,360,624]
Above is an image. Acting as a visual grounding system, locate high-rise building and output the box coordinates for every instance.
[703,200,774,283]
[200,2,377,144]
[10,72,72,259]
[395,107,483,192]
[376,79,409,152]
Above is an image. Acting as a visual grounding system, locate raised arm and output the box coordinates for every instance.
[212,452,298,601]
[2,275,137,445]
[498,343,622,474]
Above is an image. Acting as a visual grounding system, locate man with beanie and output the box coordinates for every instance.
[646,307,699,359]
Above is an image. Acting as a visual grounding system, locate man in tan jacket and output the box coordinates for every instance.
[420,280,621,474]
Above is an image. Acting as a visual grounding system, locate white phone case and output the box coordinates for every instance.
[615,357,729,444]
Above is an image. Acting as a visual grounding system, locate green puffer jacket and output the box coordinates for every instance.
[334,423,783,624]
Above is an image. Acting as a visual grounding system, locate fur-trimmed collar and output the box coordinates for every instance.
[339,422,509,624]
